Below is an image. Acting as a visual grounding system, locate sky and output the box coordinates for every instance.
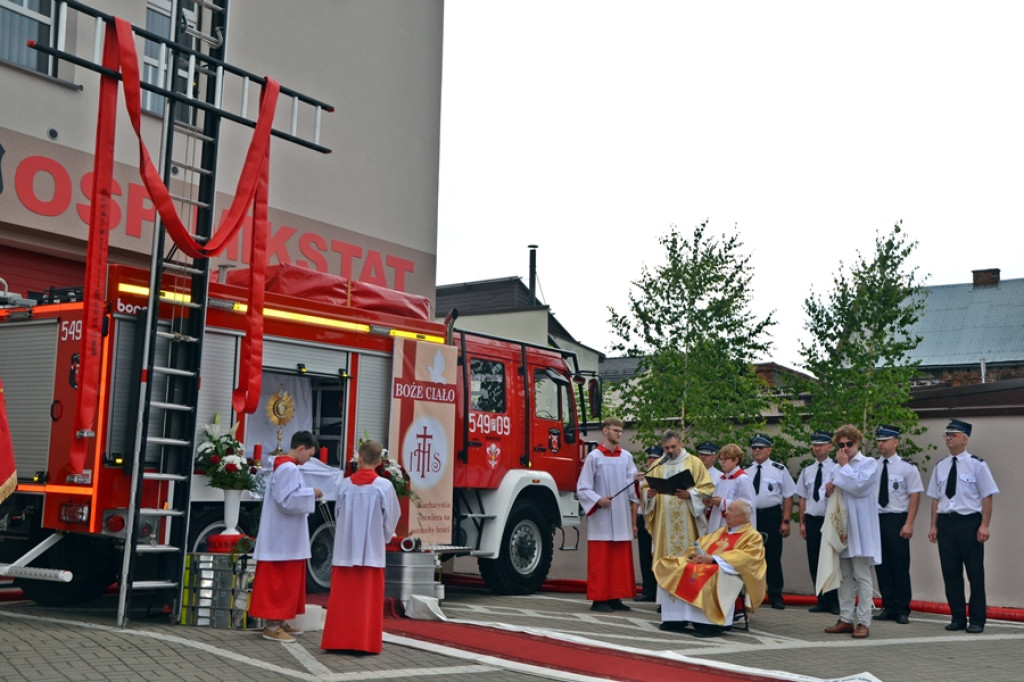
[436,1,1024,369]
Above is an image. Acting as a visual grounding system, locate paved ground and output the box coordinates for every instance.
[1,582,1022,681]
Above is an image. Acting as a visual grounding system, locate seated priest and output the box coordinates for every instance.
[653,499,767,637]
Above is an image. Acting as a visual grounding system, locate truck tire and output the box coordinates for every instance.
[14,535,119,607]
[478,501,553,595]
[306,520,334,592]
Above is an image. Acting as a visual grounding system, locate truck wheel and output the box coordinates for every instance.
[478,501,553,595]
[306,521,334,592]
[14,535,119,607]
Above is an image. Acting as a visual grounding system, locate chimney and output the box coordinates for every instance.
[528,244,538,305]
[972,268,1000,288]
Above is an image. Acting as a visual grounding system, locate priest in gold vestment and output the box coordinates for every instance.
[641,431,715,604]
[654,499,766,637]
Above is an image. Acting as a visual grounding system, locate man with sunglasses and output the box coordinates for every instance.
[874,424,923,625]
[926,419,999,634]
[823,425,881,639]
[749,433,795,610]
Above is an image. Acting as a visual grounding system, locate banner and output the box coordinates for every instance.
[0,379,16,505]
[388,338,457,546]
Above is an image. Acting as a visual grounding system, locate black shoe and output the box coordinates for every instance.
[830,606,841,615]
[590,601,613,612]
[874,610,896,621]
[808,604,831,613]
[691,624,724,638]
[895,614,909,625]
[659,621,689,632]
[966,624,984,634]
[608,599,631,612]
[945,621,967,631]
[633,593,656,602]
[770,601,785,610]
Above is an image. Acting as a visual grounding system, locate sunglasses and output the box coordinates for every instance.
[837,441,856,448]
[751,446,767,450]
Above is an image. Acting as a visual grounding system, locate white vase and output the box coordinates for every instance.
[222,488,243,535]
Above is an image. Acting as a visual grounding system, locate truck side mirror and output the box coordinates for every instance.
[588,378,602,419]
[564,424,577,444]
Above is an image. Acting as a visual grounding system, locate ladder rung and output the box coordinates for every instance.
[131,580,179,590]
[155,330,200,343]
[194,0,225,12]
[142,472,189,482]
[153,366,198,378]
[171,161,213,176]
[161,261,203,276]
[169,194,211,210]
[173,121,214,142]
[135,545,181,554]
[150,401,194,413]
[147,436,192,448]
[181,25,224,49]
[140,508,185,518]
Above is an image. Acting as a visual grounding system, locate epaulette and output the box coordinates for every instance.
[771,461,786,470]
[971,455,985,462]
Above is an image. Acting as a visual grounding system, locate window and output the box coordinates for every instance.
[470,359,505,413]
[142,0,196,118]
[0,0,55,74]
[534,368,571,424]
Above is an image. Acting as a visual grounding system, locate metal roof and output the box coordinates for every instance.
[906,277,1024,367]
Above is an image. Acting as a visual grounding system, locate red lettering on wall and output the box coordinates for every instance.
[126,183,156,238]
[359,249,387,286]
[297,231,328,271]
[386,254,415,291]
[266,223,296,264]
[331,240,363,279]
[15,156,72,217]
[77,172,123,230]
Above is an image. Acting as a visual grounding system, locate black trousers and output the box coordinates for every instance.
[877,512,912,615]
[804,515,838,609]
[757,505,784,603]
[936,512,986,626]
[636,513,656,597]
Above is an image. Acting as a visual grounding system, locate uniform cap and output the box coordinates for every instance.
[645,445,664,457]
[945,419,972,436]
[875,424,901,440]
[696,441,718,455]
[750,433,773,448]
[810,430,833,444]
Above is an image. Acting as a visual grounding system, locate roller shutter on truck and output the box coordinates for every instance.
[0,320,58,476]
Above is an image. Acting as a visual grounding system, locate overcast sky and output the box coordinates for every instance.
[436,1,1024,368]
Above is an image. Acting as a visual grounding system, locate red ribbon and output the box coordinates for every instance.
[70,17,279,473]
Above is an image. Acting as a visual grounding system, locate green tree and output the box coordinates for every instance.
[781,222,930,462]
[608,221,775,454]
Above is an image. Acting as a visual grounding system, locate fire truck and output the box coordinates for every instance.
[0,263,593,608]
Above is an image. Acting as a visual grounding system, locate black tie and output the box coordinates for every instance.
[813,462,822,502]
[878,458,889,507]
[754,464,762,494]
[945,457,958,499]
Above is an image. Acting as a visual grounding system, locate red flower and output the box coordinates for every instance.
[224,462,239,473]
[209,455,221,465]
[249,466,258,474]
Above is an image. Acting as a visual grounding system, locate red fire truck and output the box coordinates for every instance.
[0,263,594,609]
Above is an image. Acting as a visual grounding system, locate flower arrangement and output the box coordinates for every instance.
[346,447,414,499]
[196,414,260,491]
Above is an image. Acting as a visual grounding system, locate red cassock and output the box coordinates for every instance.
[321,565,386,653]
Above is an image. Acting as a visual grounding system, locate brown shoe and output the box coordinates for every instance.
[824,619,854,634]
[852,624,869,638]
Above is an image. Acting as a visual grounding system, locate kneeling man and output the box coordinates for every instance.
[654,500,766,637]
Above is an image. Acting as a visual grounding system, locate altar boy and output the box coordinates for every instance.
[321,439,401,653]
[249,431,323,643]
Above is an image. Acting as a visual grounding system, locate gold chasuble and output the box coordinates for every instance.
[653,523,767,625]
[642,453,714,563]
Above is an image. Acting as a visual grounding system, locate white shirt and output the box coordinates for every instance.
[926,451,999,514]
[875,454,924,513]
[707,468,757,533]
[751,460,796,509]
[831,451,882,563]
[577,446,638,542]
[331,474,401,568]
[797,458,838,517]
[253,460,318,561]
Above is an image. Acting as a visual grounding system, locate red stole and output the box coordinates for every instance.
[273,455,297,471]
[597,444,622,457]
[673,530,745,602]
[726,467,745,480]
[350,469,378,486]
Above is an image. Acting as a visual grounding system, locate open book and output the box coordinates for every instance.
[644,469,697,495]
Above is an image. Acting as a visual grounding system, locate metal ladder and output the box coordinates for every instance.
[34,0,332,627]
